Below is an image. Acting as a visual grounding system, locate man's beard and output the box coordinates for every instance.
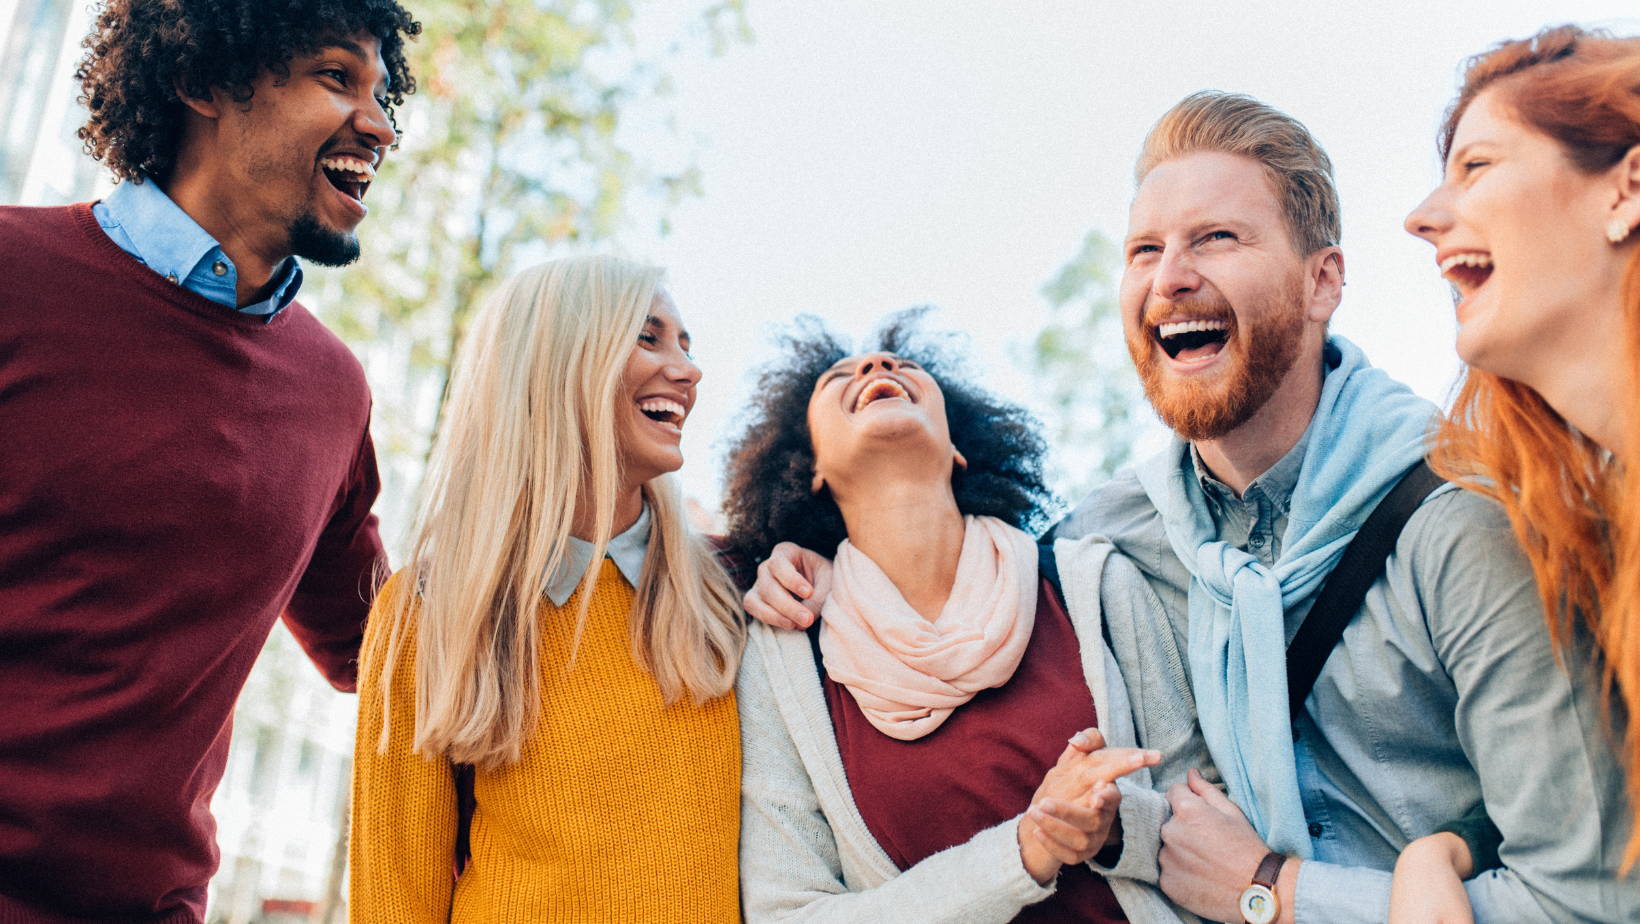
[1126,277,1307,442]
[289,212,361,267]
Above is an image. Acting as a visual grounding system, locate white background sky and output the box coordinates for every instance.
[614,1,1640,511]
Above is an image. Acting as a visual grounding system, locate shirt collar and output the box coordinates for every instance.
[545,504,652,606]
[98,178,303,317]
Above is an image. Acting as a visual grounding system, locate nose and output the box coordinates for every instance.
[355,94,397,152]
[1404,185,1452,244]
[853,353,899,378]
[665,348,702,388]
[1151,247,1201,301]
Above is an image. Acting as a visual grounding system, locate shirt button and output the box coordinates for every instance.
[212,260,228,276]
[1308,822,1324,838]
[165,272,179,284]
[1249,534,1265,548]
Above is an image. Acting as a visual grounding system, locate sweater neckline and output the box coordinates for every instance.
[70,202,296,331]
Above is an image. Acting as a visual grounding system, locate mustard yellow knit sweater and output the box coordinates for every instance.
[350,560,740,922]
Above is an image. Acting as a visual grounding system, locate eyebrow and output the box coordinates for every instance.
[1447,141,1487,166]
[319,38,392,92]
[645,315,690,345]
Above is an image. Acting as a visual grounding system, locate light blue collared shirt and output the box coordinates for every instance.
[92,178,302,319]
[545,505,651,606]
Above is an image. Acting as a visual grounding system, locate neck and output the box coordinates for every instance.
[1193,350,1325,497]
[1530,342,1630,456]
[833,477,966,622]
[161,165,289,308]
[569,484,645,543]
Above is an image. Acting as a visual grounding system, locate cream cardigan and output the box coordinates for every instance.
[737,537,1206,923]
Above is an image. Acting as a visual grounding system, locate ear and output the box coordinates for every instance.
[1305,246,1345,324]
[174,80,222,120]
[1609,144,1640,243]
[810,469,826,494]
[952,447,968,470]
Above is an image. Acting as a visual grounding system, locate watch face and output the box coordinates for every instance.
[1239,883,1278,924]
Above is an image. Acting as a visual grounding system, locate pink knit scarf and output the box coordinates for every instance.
[819,515,1038,741]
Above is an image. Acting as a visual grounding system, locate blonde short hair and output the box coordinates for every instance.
[1137,90,1341,255]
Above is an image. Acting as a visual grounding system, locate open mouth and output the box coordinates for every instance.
[638,397,686,427]
[1154,318,1231,362]
[319,155,375,204]
[853,376,910,411]
[1440,251,1494,300]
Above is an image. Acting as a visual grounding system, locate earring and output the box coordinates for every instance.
[1610,218,1633,245]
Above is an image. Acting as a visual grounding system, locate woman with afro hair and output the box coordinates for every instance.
[723,310,1202,923]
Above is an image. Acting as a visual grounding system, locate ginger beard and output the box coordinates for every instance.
[1126,273,1307,442]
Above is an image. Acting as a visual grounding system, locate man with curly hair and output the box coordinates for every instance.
[0,1,418,921]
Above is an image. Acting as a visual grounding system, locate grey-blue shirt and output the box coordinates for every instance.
[1057,408,1639,922]
[92,178,302,318]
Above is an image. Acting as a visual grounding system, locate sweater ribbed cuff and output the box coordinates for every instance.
[1087,780,1169,884]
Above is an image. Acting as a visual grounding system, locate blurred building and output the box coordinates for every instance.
[0,4,359,920]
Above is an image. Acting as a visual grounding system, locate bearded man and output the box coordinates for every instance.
[744,91,1637,922]
[0,1,418,921]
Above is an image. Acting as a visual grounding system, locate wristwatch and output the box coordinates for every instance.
[1238,851,1286,924]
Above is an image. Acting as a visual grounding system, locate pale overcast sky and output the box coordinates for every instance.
[616,1,1640,510]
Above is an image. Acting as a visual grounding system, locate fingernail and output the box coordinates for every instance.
[797,584,811,597]
[1040,799,1056,812]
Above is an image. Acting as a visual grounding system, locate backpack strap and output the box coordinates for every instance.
[1285,459,1447,722]
[453,761,476,878]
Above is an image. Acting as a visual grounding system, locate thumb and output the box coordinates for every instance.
[1187,767,1240,816]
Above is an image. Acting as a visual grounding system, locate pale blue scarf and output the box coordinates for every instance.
[1136,337,1437,856]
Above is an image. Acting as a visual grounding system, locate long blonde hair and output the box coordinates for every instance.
[1426,25,1640,865]
[374,255,744,769]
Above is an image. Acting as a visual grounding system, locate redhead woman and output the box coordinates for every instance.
[722,313,1202,923]
[349,256,745,921]
[1399,23,1640,921]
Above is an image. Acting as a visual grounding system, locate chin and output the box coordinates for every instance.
[629,452,684,484]
[289,212,362,267]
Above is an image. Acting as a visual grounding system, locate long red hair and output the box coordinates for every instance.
[1428,24,1640,864]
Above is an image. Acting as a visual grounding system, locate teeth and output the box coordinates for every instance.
[1156,319,1230,339]
[319,156,376,179]
[638,397,685,418]
[853,377,908,412]
[1439,252,1493,274]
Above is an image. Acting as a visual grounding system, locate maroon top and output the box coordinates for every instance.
[823,577,1127,922]
[0,204,385,923]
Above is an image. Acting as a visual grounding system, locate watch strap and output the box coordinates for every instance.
[1252,850,1285,889]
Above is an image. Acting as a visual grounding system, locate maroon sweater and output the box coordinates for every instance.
[0,204,385,923]
[823,579,1127,922]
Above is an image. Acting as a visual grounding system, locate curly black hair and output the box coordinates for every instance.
[721,308,1057,563]
[75,0,421,182]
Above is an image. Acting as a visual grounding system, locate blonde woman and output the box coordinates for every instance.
[349,256,745,921]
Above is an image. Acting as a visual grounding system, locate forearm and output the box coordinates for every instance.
[742,812,1053,923]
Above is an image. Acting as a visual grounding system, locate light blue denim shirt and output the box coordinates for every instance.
[1056,371,1639,922]
[545,505,651,606]
[92,178,302,319]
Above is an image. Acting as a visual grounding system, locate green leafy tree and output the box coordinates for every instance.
[1025,228,1150,502]
[299,0,750,540]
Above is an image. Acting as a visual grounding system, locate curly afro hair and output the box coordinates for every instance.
[721,308,1057,564]
[75,0,421,182]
